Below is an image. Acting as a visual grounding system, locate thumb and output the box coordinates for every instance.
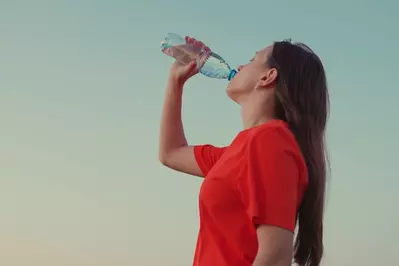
[187,60,197,71]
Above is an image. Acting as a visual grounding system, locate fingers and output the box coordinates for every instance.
[185,36,211,53]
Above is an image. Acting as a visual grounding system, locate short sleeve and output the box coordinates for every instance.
[194,145,227,176]
[237,128,300,232]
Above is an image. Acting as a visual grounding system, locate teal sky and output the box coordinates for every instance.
[1,1,398,265]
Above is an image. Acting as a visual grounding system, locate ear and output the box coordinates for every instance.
[257,68,278,89]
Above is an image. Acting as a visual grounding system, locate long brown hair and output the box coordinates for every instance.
[267,40,329,266]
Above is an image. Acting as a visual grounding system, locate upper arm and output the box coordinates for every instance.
[160,145,226,177]
[193,144,227,176]
[253,225,293,266]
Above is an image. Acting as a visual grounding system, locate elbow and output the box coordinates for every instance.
[158,152,167,166]
[158,150,171,167]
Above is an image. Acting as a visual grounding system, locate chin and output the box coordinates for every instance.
[226,85,233,97]
[226,86,239,103]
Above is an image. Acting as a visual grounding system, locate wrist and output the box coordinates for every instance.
[167,76,185,89]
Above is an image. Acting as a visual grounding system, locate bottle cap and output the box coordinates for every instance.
[228,69,237,81]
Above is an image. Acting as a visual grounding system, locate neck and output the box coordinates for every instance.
[240,94,275,129]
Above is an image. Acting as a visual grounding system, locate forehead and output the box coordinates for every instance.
[256,45,273,60]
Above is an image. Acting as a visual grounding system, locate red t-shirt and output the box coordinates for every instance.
[193,119,308,266]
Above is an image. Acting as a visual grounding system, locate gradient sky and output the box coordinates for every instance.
[1,1,398,265]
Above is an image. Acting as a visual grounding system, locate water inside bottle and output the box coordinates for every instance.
[200,53,233,79]
[161,34,236,80]
[162,44,207,66]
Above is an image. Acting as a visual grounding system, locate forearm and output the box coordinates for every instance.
[158,78,188,160]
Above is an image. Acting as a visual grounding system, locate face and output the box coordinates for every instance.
[227,45,277,103]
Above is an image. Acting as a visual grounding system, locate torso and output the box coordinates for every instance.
[193,120,308,266]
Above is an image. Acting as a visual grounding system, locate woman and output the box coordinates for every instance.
[159,37,329,266]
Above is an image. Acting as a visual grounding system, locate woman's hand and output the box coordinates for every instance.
[168,36,210,86]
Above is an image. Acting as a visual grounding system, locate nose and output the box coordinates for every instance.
[237,65,244,71]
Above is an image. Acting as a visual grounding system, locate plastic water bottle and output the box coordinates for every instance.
[160,33,237,80]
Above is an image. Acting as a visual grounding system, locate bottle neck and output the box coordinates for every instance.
[228,69,237,81]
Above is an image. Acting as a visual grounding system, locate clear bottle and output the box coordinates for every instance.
[160,33,237,80]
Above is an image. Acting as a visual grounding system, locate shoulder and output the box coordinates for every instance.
[245,119,307,176]
[247,119,297,150]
